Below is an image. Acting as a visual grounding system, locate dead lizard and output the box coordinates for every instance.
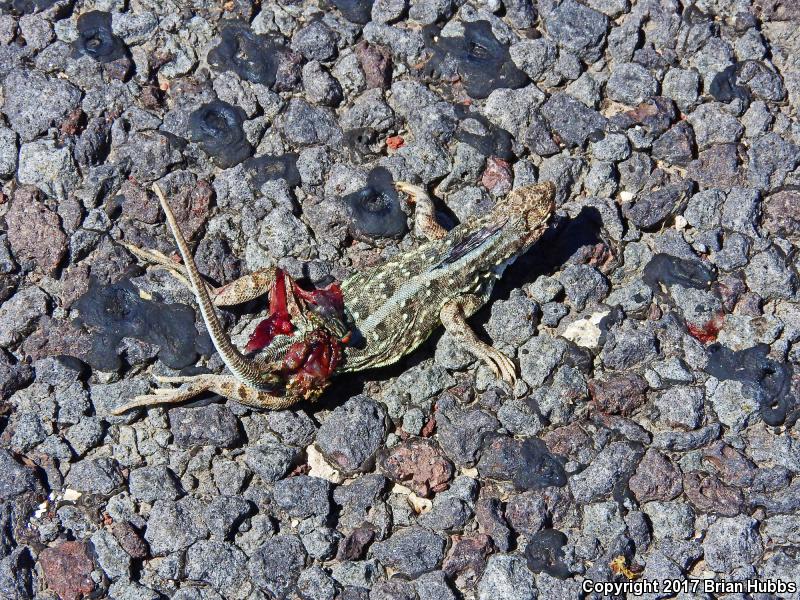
[112,180,555,414]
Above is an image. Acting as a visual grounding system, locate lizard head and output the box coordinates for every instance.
[498,181,556,237]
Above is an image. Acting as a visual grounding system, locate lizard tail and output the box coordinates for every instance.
[152,184,280,389]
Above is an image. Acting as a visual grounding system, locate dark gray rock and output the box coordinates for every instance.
[248,535,307,597]
[541,93,608,148]
[607,62,659,105]
[64,457,124,496]
[273,475,331,519]
[543,0,609,61]
[292,20,337,62]
[559,264,609,310]
[569,441,642,502]
[128,465,183,502]
[703,516,763,572]
[205,495,251,540]
[435,396,500,467]
[244,443,299,482]
[144,497,208,555]
[185,540,248,592]
[90,529,131,580]
[282,98,343,146]
[3,68,81,142]
[372,527,445,577]
[477,554,536,600]
[168,405,242,449]
[316,395,387,473]
[0,449,38,501]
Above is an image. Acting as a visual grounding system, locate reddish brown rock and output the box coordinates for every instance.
[39,541,95,600]
[154,172,213,241]
[762,189,800,241]
[112,521,149,560]
[21,316,92,363]
[542,422,593,460]
[702,442,757,488]
[443,533,493,584]
[379,438,453,497]
[336,525,375,561]
[475,496,511,551]
[588,373,649,416]
[5,187,67,276]
[355,41,392,89]
[683,471,745,516]
[119,178,160,224]
[629,449,683,503]
[481,157,513,196]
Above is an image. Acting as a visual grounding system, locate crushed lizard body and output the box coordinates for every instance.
[112,180,556,414]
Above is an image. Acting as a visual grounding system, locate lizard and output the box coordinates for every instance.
[111,179,556,414]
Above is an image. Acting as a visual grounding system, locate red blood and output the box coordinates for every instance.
[245,313,294,353]
[292,282,345,315]
[687,313,725,344]
[245,269,295,353]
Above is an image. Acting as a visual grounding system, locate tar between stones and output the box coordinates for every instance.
[525,529,572,579]
[343,166,408,240]
[421,20,529,99]
[73,278,210,373]
[74,11,128,63]
[207,20,286,87]
[705,343,797,427]
[188,100,253,169]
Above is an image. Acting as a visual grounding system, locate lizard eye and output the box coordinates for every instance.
[188,100,253,169]
[75,11,128,63]
[343,167,408,240]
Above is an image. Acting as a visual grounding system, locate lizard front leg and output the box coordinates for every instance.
[440,295,517,385]
[110,374,298,415]
[122,242,277,307]
[395,181,448,241]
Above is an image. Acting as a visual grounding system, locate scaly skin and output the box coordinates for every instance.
[112,180,556,414]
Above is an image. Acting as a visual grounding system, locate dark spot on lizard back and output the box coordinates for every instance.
[343,167,408,240]
[705,343,797,426]
[207,20,286,87]
[524,529,572,579]
[243,154,301,188]
[188,100,253,169]
[329,0,374,24]
[74,11,128,63]
[73,278,210,373]
[421,20,529,100]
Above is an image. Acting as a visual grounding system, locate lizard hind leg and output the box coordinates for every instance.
[440,295,518,386]
[122,241,278,308]
[394,181,448,241]
[111,374,298,415]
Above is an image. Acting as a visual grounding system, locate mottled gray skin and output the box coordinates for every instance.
[341,181,556,371]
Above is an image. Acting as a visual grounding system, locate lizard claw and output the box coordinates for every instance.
[483,348,518,386]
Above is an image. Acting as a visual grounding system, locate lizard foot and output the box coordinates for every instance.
[110,374,220,415]
[479,346,518,386]
[394,180,448,241]
[121,242,192,289]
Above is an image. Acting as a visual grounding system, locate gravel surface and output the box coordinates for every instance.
[1,0,800,598]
